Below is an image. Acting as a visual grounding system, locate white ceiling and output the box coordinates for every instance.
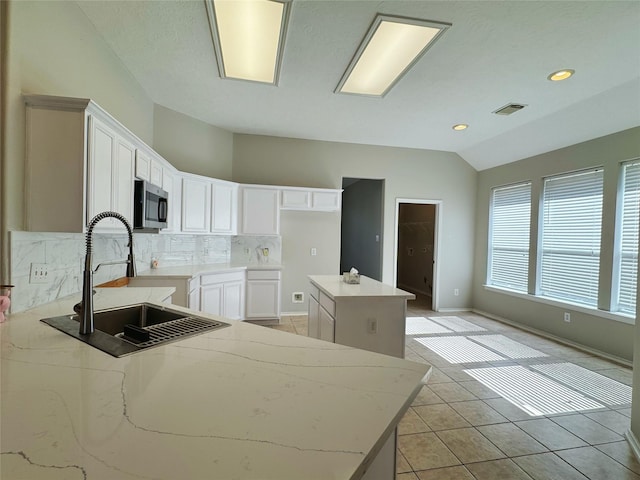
[76,0,640,171]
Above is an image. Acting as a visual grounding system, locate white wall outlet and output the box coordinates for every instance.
[292,292,304,303]
[30,263,50,284]
[564,312,571,322]
[310,247,317,256]
[454,288,459,296]
[367,318,377,334]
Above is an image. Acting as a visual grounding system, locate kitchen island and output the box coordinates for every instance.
[308,275,415,358]
[0,287,430,479]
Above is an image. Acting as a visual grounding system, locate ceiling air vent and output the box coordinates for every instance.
[493,103,527,115]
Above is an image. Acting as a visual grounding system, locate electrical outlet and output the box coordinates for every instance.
[367,318,377,334]
[310,247,317,256]
[454,288,459,296]
[30,263,50,284]
[564,312,571,323]
[292,292,304,303]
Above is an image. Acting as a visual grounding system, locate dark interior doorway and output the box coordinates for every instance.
[340,178,384,280]
[396,203,436,309]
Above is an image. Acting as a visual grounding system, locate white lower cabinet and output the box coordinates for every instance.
[200,271,246,320]
[318,305,335,342]
[308,295,320,338]
[245,269,281,320]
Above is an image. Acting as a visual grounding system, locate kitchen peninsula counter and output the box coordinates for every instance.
[0,287,430,479]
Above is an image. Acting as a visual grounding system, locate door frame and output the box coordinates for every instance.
[393,198,442,311]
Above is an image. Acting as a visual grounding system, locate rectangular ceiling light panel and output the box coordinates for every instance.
[207,0,290,84]
[337,15,450,97]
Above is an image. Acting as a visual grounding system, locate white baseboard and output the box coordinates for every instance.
[281,311,308,318]
[436,307,472,313]
[626,430,640,463]
[473,308,632,367]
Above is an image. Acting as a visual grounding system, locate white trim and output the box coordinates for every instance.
[626,430,640,463]
[473,308,632,367]
[280,311,308,317]
[484,285,635,325]
[394,198,442,311]
[436,307,472,313]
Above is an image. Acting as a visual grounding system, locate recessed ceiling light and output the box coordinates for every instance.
[336,15,451,97]
[548,69,575,82]
[205,0,291,85]
[452,124,468,131]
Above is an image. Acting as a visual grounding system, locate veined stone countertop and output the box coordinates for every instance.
[0,287,430,479]
[309,275,416,300]
[135,262,283,279]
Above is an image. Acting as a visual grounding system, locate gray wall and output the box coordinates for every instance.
[473,127,640,361]
[232,134,478,312]
[340,179,383,280]
[153,104,233,180]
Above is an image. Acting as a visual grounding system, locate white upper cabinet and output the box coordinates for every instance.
[87,115,135,231]
[23,94,340,236]
[134,149,151,182]
[280,187,342,212]
[181,174,211,233]
[239,186,280,235]
[211,180,238,235]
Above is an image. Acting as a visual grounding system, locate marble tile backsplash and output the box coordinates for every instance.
[9,231,281,313]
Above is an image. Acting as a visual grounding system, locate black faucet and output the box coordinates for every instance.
[78,211,136,335]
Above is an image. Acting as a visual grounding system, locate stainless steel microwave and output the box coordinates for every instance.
[134,180,168,230]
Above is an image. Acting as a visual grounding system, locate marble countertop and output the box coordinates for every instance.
[135,262,283,279]
[1,287,430,479]
[309,275,416,300]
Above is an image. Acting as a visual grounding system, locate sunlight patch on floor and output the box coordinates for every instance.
[464,365,604,416]
[405,317,453,335]
[469,334,549,359]
[428,316,487,332]
[415,336,505,363]
[530,363,632,406]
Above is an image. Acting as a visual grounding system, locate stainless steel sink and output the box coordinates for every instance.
[41,303,229,357]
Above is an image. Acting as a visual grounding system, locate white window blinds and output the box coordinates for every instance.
[488,182,531,291]
[539,169,603,306]
[615,161,640,314]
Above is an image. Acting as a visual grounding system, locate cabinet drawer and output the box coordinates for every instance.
[309,285,319,301]
[247,269,281,281]
[319,291,335,318]
[200,271,245,286]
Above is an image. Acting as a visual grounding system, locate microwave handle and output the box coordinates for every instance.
[158,198,168,223]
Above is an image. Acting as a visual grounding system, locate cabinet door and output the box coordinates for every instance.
[223,281,245,320]
[135,149,151,181]
[211,182,237,234]
[281,189,310,210]
[246,280,280,319]
[200,284,223,316]
[182,177,210,232]
[87,116,115,227]
[150,160,163,187]
[319,307,335,342]
[240,187,279,235]
[188,286,201,310]
[308,295,320,339]
[311,191,341,211]
[113,137,135,226]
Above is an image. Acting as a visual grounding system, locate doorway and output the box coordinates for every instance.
[394,200,440,310]
[340,178,384,280]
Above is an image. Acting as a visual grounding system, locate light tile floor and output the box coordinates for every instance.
[271,298,639,480]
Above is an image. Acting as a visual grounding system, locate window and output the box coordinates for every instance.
[614,160,640,314]
[488,182,531,292]
[539,169,604,306]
